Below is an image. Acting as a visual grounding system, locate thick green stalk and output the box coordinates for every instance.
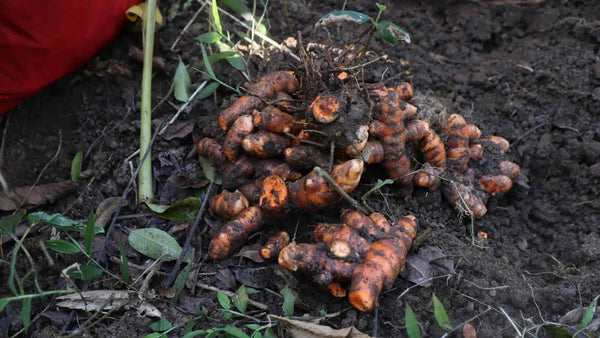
[139,0,158,204]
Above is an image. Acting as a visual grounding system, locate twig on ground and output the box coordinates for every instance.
[170,3,208,51]
[162,180,214,288]
[512,121,548,146]
[158,80,208,135]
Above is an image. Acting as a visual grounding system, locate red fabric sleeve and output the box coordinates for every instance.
[0,0,139,113]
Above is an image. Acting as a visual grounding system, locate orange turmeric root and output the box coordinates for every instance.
[253,159,302,181]
[445,114,482,173]
[223,155,254,190]
[259,175,289,217]
[247,71,299,99]
[193,138,227,167]
[348,215,418,312]
[260,231,290,260]
[314,223,370,257]
[219,95,264,131]
[252,107,299,134]
[278,243,357,286]
[288,159,364,210]
[310,95,340,124]
[209,190,249,220]
[223,115,254,161]
[241,131,290,158]
[238,179,262,204]
[209,206,264,259]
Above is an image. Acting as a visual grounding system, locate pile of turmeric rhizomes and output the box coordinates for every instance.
[193,69,520,312]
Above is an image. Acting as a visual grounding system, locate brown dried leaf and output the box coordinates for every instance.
[94,197,123,229]
[400,255,433,287]
[269,315,371,338]
[215,268,237,291]
[237,243,265,263]
[0,181,77,211]
[162,120,195,140]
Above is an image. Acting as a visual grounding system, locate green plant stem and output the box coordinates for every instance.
[312,167,373,214]
[139,0,158,205]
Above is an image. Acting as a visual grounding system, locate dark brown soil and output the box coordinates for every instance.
[1,0,599,337]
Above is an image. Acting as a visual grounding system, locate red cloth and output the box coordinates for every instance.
[0,0,139,113]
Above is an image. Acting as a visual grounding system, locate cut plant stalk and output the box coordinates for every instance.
[139,0,158,205]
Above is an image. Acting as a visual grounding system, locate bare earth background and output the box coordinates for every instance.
[2,0,599,336]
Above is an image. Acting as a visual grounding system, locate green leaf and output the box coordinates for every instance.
[129,228,188,262]
[44,240,81,254]
[233,285,248,314]
[376,3,387,11]
[174,58,191,102]
[578,296,599,329]
[21,298,31,331]
[433,294,452,331]
[150,319,173,332]
[119,237,131,283]
[215,41,247,71]
[376,21,411,45]
[182,330,206,338]
[196,31,223,43]
[146,196,204,221]
[246,324,261,330]
[197,51,237,65]
[281,285,296,317]
[221,325,250,338]
[70,150,84,182]
[211,0,222,34]
[405,303,421,338]
[0,210,25,236]
[28,212,104,234]
[200,44,215,78]
[66,264,103,280]
[184,319,196,333]
[143,333,165,338]
[174,263,192,302]
[196,82,220,100]
[85,211,95,256]
[263,328,277,338]
[198,155,221,184]
[316,11,371,26]
[217,289,231,310]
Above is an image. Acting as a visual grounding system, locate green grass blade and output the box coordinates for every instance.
[211,0,222,34]
[433,293,452,331]
[405,303,421,338]
[70,149,84,182]
[85,211,95,256]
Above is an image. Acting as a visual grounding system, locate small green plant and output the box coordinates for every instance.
[181,285,275,338]
[433,293,452,331]
[316,3,410,60]
[0,211,124,334]
[405,303,421,338]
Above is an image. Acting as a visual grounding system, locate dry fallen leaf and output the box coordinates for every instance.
[94,197,123,229]
[237,243,266,263]
[269,315,371,338]
[0,181,77,211]
[56,290,161,318]
[162,120,196,140]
